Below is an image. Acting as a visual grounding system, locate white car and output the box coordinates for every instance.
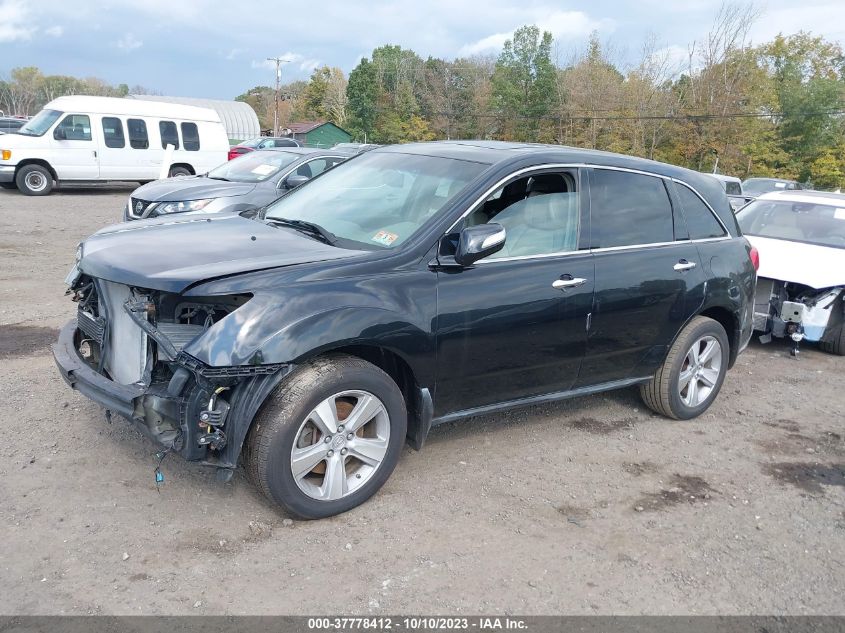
[707,173,748,211]
[0,96,229,195]
[737,190,845,355]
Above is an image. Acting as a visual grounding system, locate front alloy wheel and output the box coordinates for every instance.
[291,390,391,501]
[244,354,407,519]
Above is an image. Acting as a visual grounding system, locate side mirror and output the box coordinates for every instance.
[53,127,66,140]
[454,223,506,266]
[284,174,310,189]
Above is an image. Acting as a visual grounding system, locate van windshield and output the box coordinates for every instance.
[17,110,63,136]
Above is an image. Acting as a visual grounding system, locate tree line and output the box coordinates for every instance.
[239,6,845,188]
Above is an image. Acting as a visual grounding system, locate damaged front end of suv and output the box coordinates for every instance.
[55,275,290,478]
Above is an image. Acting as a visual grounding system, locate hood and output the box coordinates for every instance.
[747,235,845,289]
[0,132,44,150]
[79,214,364,293]
[132,176,257,202]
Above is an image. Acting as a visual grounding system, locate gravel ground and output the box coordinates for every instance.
[0,186,843,616]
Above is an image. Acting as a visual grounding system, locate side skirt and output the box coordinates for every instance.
[430,377,652,427]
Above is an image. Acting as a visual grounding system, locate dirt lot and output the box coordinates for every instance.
[0,186,843,616]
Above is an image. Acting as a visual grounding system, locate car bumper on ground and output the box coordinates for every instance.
[0,165,15,183]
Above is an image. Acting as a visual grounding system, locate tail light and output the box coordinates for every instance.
[227,149,238,161]
[749,246,759,271]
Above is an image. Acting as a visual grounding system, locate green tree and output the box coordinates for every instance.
[491,25,556,140]
[346,58,379,141]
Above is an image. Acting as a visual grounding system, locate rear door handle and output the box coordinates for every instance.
[673,259,696,272]
[552,276,588,290]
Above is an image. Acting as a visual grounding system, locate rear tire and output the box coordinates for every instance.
[15,165,53,196]
[819,324,845,355]
[640,316,729,420]
[168,166,191,178]
[244,354,407,519]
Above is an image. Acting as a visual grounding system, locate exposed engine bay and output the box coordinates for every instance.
[68,274,261,467]
[753,277,844,356]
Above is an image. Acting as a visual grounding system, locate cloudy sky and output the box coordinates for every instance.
[1,0,844,99]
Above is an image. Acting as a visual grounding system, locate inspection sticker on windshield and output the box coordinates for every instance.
[835,208,845,220]
[250,164,276,176]
[371,230,399,246]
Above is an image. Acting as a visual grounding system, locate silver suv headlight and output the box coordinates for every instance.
[156,199,214,215]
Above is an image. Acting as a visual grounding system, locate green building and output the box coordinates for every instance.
[286,121,352,148]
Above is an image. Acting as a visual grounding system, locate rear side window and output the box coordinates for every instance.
[127,119,148,149]
[102,117,125,148]
[159,120,179,149]
[675,183,727,240]
[181,122,199,151]
[725,181,741,195]
[590,169,673,247]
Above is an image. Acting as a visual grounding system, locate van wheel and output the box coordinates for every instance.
[640,316,729,420]
[16,165,53,196]
[168,166,191,178]
[819,324,845,355]
[244,354,407,519]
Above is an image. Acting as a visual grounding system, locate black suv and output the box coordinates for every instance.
[53,141,757,518]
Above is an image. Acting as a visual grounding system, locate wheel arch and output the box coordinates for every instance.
[16,159,58,182]
[697,305,739,368]
[169,162,195,175]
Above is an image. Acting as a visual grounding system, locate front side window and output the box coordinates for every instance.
[264,151,487,250]
[462,172,580,259]
[127,119,148,149]
[17,109,62,136]
[54,114,91,141]
[590,169,674,247]
[737,199,845,249]
[159,120,179,149]
[102,117,125,148]
[293,157,345,180]
[181,122,199,151]
[675,183,726,240]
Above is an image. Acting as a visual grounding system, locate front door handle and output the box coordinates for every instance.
[552,276,588,290]
[673,259,696,272]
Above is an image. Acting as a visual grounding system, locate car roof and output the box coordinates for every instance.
[708,173,741,183]
[743,177,798,184]
[757,190,845,205]
[44,95,221,122]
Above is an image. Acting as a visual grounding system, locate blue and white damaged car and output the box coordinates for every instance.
[737,190,845,356]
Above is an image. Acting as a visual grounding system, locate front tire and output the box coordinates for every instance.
[640,316,729,420]
[244,354,407,519]
[16,165,53,196]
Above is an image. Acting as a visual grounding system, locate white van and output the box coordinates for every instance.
[0,96,229,195]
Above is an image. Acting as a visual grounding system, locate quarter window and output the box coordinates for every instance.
[590,169,673,247]
[464,172,580,259]
[127,119,148,149]
[55,114,91,141]
[181,122,200,151]
[102,117,125,148]
[159,120,179,149]
[675,183,727,240]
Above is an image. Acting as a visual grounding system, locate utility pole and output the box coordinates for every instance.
[266,56,291,137]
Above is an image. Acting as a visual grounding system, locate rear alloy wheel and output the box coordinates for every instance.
[16,164,53,196]
[244,354,407,518]
[640,316,729,420]
[168,166,191,178]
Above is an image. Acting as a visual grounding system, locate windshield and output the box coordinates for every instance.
[742,178,797,196]
[207,151,300,182]
[264,151,488,249]
[17,109,62,136]
[737,199,845,249]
